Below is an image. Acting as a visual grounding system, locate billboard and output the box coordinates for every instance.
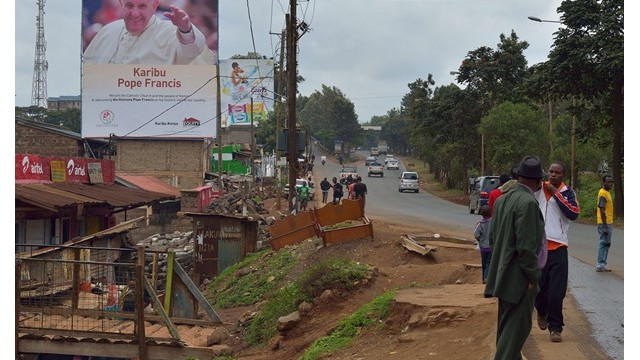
[81,0,218,139]
[220,59,275,126]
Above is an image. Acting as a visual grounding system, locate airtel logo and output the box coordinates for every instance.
[21,156,43,174]
[66,159,86,176]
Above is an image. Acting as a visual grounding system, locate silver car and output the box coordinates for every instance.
[386,160,399,170]
[398,171,419,193]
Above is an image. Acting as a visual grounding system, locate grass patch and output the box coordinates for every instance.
[299,290,397,360]
[207,248,298,308]
[244,258,373,346]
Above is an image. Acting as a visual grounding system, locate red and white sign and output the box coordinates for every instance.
[16,154,116,184]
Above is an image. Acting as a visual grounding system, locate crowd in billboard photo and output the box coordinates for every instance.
[82,0,218,65]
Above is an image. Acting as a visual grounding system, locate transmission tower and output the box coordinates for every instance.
[31,0,48,108]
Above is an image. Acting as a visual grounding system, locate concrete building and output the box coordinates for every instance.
[47,95,81,110]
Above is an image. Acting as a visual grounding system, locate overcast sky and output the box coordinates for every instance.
[13,0,578,123]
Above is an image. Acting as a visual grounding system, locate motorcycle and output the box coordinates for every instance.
[322,159,326,166]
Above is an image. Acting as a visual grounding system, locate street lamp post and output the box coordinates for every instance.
[528,15,575,186]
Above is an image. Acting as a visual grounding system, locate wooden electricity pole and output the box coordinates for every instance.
[286,7,297,213]
[216,64,223,192]
[275,29,286,210]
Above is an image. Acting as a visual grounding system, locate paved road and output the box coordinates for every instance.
[312,147,623,359]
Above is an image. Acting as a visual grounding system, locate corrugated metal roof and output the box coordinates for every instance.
[50,183,175,208]
[116,173,182,198]
[16,183,106,211]
[16,117,82,140]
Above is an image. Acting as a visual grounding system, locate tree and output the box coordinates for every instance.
[45,108,81,133]
[479,101,549,174]
[542,0,624,216]
[298,85,361,150]
[456,30,529,105]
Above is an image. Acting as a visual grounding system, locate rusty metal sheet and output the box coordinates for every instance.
[314,199,363,227]
[322,220,374,246]
[50,182,174,208]
[16,183,105,211]
[269,211,319,251]
[190,213,258,277]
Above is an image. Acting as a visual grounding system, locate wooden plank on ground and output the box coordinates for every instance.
[400,236,437,256]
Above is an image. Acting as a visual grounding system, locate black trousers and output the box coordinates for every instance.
[535,246,568,332]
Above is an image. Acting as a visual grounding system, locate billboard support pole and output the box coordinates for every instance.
[216,63,223,193]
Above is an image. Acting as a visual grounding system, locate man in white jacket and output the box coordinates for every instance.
[83,0,208,65]
[534,161,580,343]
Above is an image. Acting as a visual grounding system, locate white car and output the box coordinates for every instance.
[398,171,420,193]
[386,160,399,170]
[384,155,395,164]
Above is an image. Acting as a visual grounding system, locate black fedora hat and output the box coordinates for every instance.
[515,155,545,179]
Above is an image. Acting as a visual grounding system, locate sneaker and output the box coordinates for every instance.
[537,314,548,330]
[596,267,612,272]
[550,331,562,342]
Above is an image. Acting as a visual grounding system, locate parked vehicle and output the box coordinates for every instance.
[367,162,384,177]
[365,156,377,166]
[398,171,420,193]
[386,160,399,170]
[338,166,359,184]
[468,176,500,214]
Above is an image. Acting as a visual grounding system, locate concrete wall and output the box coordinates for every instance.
[15,123,84,157]
[115,139,207,190]
[221,126,252,145]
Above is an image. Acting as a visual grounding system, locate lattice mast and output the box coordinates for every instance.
[31,0,48,108]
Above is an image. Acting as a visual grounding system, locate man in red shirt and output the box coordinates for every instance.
[488,173,512,215]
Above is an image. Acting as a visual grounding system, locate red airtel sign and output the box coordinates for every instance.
[15,154,115,184]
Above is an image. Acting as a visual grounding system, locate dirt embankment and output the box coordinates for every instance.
[212,217,608,360]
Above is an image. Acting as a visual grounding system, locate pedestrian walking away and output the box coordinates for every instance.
[331,177,344,205]
[595,175,614,272]
[320,177,331,204]
[473,205,492,284]
[353,176,368,210]
[533,161,580,343]
[484,155,545,360]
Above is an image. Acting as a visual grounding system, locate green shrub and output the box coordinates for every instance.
[207,248,298,308]
[245,258,373,346]
[245,282,309,345]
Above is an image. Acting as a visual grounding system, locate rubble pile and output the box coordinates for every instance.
[134,230,196,290]
[207,189,270,215]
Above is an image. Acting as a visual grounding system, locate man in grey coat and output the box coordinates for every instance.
[484,155,546,360]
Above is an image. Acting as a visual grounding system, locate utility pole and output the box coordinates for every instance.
[571,97,576,189]
[216,63,223,192]
[275,29,286,210]
[31,0,48,108]
[286,7,298,213]
[250,96,255,183]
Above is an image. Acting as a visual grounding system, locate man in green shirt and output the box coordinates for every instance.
[298,181,311,211]
[484,155,545,360]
